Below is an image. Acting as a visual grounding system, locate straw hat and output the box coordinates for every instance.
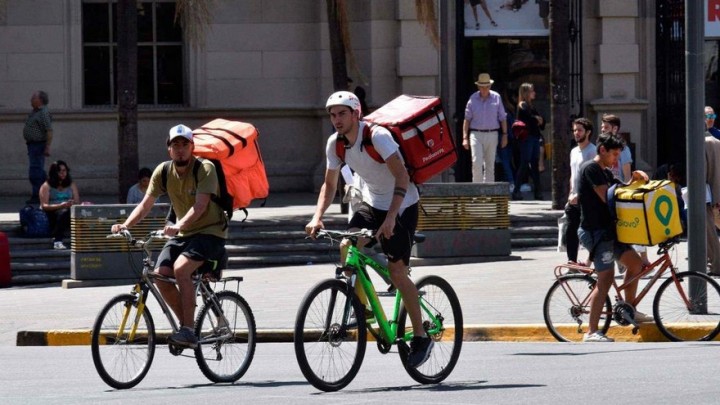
[475,73,494,87]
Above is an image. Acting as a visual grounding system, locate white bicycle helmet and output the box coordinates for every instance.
[325,91,361,115]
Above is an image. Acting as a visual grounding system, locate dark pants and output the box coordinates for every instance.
[564,203,581,262]
[514,136,541,195]
[27,142,46,199]
[47,208,70,243]
[496,144,514,184]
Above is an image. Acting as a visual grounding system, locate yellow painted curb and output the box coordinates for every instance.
[46,330,93,346]
[17,323,720,346]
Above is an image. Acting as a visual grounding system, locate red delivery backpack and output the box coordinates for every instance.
[363,95,457,183]
[193,119,269,210]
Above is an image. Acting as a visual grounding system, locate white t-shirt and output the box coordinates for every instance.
[569,143,597,195]
[326,122,419,211]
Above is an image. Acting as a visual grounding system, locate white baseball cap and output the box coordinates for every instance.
[167,124,193,145]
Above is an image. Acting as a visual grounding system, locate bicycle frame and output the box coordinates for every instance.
[343,241,443,345]
[114,232,236,345]
[553,239,686,311]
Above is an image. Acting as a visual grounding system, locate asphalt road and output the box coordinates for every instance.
[3,342,720,404]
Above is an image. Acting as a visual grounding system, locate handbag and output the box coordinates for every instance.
[511,120,529,141]
[19,204,50,237]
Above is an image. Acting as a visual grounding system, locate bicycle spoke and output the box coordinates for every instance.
[91,295,155,389]
[195,291,256,383]
[294,279,366,392]
[543,275,611,342]
[654,272,720,341]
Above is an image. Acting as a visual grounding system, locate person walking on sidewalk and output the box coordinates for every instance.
[111,124,227,349]
[23,91,53,204]
[577,133,652,342]
[600,114,633,183]
[305,91,433,368]
[462,73,508,183]
[704,122,720,275]
[512,83,545,200]
[564,118,596,265]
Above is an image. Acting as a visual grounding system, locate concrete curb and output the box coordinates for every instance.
[18,323,713,346]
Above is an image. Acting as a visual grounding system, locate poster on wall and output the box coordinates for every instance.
[707,0,720,37]
[463,0,550,37]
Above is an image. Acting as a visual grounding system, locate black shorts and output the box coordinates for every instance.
[348,202,418,265]
[156,234,226,273]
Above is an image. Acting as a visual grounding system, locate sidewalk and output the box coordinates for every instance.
[0,193,698,345]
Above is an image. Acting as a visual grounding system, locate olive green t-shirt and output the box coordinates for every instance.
[147,157,227,239]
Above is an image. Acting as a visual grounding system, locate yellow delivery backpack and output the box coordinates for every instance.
[613,180,683,246]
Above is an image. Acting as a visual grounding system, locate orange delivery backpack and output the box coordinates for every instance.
[182,119,269,221]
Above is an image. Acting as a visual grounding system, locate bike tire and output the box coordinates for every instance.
[194,290,257,383]
[397,275,463,384]
[293,279,367,392]
[91,293,156,389]
[543,274,611,342]
[653,271,720,341]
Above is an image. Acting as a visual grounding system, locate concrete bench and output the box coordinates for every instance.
[70,204,170,281]
[412,183,510,258]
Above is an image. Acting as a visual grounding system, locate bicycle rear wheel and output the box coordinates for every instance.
[653,271,720,341]
[543,274,611,342]
[293,279,367,392]
[194,291,257,383]
[91,293,156,389]
[397,275,463,384]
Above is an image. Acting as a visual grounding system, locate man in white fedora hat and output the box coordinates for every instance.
[462,73,508,183]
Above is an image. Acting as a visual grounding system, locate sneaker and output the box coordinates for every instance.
[407,336,435,368]
[634,311,654,323]
[53,241,67,250]
[583,331,614,342]
[509,184,515,193]
[520,183,531,192]
[168,326,198,349]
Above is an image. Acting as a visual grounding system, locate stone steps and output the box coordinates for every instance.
[3,210,560,285]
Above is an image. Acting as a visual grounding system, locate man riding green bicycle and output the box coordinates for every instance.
[305,91,433,368]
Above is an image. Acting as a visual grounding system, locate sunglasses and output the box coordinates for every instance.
[707,114,717,119]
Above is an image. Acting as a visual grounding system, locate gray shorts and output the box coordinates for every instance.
[577,228,632,272]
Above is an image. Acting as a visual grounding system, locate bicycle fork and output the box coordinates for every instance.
[118,284,150,343]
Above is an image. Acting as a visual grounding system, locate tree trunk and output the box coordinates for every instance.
[116,0,139,203]
[326,0,349,91]
[326,0,350,213]
[549,0,570,210]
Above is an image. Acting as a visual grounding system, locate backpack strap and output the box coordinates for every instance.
[335,123,384,164]
[162,158,216,226]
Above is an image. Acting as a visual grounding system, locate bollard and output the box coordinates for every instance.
[0,232,10,287]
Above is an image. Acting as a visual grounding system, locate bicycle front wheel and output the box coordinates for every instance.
[194,290,257,383]
[653,271,720,341]
[91,293,156,389]
[543,274,611,342]
[293,279,367,392]
[397,275,463,384]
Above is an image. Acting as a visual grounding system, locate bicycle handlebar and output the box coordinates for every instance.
[106,230,168,247]
[315,228,375,242]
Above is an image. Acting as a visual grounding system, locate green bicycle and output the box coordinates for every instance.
[294,229,463,392]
